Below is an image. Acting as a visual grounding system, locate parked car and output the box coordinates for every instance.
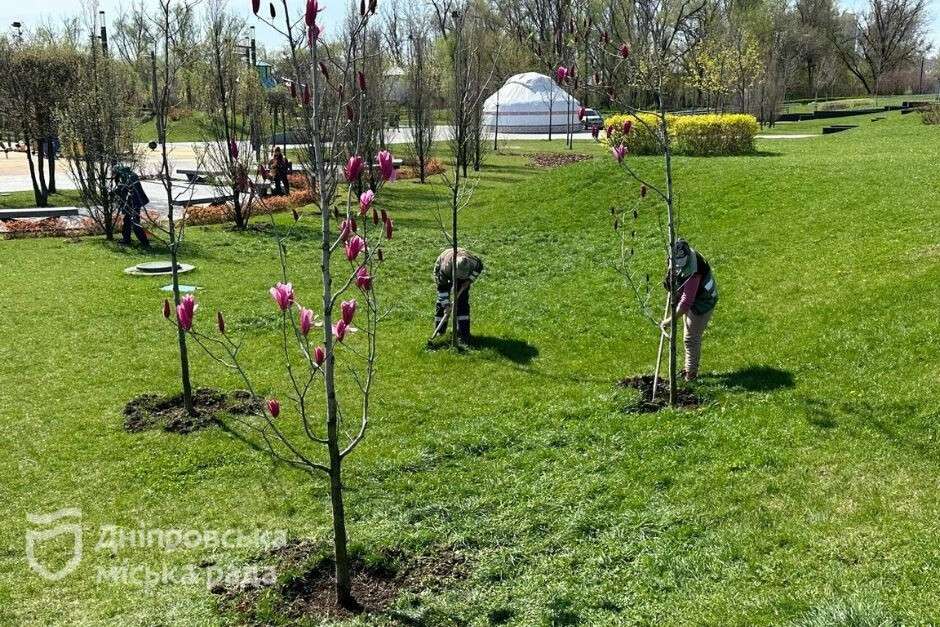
[581,108,603,129]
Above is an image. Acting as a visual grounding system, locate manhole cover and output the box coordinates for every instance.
[124,261,195,276]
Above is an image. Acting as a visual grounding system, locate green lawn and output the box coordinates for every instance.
[782,92,940,114]
[2,111,939,625]
[0,189,83,209]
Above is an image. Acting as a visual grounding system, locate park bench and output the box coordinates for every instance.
[0,206,79,220]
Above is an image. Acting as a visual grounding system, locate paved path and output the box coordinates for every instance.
[756,133,817,139]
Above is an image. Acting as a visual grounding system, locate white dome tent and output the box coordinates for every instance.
[482,72,581,134]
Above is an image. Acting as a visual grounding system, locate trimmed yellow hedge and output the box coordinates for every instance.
[604,113,758,156]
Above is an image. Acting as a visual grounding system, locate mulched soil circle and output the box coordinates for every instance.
[528,153,593,168]
[123,388,260,434]
[619,374,700,412]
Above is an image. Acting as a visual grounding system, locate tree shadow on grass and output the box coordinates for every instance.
[701,365,795,392]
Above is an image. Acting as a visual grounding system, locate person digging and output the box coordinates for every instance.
[113,164,151,249]
[431,248,484,345]
[660,239,718,381]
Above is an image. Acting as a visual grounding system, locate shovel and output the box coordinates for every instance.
[651,299,671,402]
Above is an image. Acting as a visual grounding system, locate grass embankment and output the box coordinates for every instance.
[2,112,939,624]
[0,189,82,210]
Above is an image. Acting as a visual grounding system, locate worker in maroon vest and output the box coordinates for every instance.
[661,239,718,381]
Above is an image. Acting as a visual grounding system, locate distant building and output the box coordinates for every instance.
[256,61,278,90]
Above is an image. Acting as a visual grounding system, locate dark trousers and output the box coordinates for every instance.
[273,173,290,196]
[122,206,149,246]
[435,281,471,341]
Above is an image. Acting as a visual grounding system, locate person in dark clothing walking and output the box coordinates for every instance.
[270,147,290,196]
[113,165,150,248]
[433,248,484,343]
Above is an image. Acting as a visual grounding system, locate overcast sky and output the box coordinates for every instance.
[2,0,938,54]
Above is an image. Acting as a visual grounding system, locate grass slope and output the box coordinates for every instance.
[0,189,83,210]
[1,112,939,625]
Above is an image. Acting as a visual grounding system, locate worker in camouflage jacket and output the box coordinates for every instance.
[434,248,484,343]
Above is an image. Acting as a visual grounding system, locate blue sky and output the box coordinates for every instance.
[2,0,938,52]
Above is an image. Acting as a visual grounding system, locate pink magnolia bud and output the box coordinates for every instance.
[591,124,599,139]
[578,106,586,121]
[267,398,280,418]
[606,124,614,137]
[359,189,374,215]
[333,319,348,342]
[339,219,352,242]
[252,0,261,15]
[555,66,569,83]
[176,294,197,331]
[290,82,296,98]
[372,207,379,225]
[622,120,632,135]
[369,0,377,14]
[302,84,310,106]
[344,155,363,182]
[341,299,357,325]
[269,282,294,311]
[162,298,171,319]
[305,0,320,27]
[314,346,325,366]
[319,61,329,79]
[360,0,366,16]
[357,71,366,91]
[612,143,627,163]
[228,139,239,160]
[377,150,395,181]
[384,216,394,240]
[269,2,276,18]
[217,311,226,334]
[640,185,648,198]
[346,104,355,121]
[355,266,373,290]
[619,43,630,58]
[345,235,365,261]
[299,307,314,336]
[380,208,388,223]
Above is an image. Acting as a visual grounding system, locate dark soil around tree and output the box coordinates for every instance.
[214,538,470,622]
[528,153,593,168]
[123,388,260,434]
[619,375,700,412]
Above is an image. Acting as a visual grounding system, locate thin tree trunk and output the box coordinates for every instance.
[660,96,678,407]
[47,138,56,194]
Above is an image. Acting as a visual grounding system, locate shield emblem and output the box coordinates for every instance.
[26,508,83,581]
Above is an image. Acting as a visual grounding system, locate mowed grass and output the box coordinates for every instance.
[0,189,82,210]
[1,112,939,625]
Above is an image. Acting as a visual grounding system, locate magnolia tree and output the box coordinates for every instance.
[164,0,398,609]
[581,0,706,406]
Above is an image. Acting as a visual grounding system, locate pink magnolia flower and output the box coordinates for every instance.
[344,155,363,182]
[314,345,325,366]
[217,311,226,334]
[355,266,373,290]
[307,24,322,46]
[269,282,294,311]
[606,124,614,138]
[267,398,280,418]
[305,0,324,26]
[359,189,375,215]
[377,150,395,181]
[228,139,239,160]
[578,106,586,121]
[176,294,197,331]
[341,299,357,325]
[384,216,394,240]
[302,84,311,106]
[299,307,314,336]
[619,43,630,58]
[612,143,628,163]
[622,120,633,135]
[162,299,171,319]
[555,66,569,83]
[333,319,348,342]
[339,218,355,242]
[345,235,365,261]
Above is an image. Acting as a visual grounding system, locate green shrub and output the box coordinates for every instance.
[920,103,940,125]
[604,113,758,156]
[817,98,875,111]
